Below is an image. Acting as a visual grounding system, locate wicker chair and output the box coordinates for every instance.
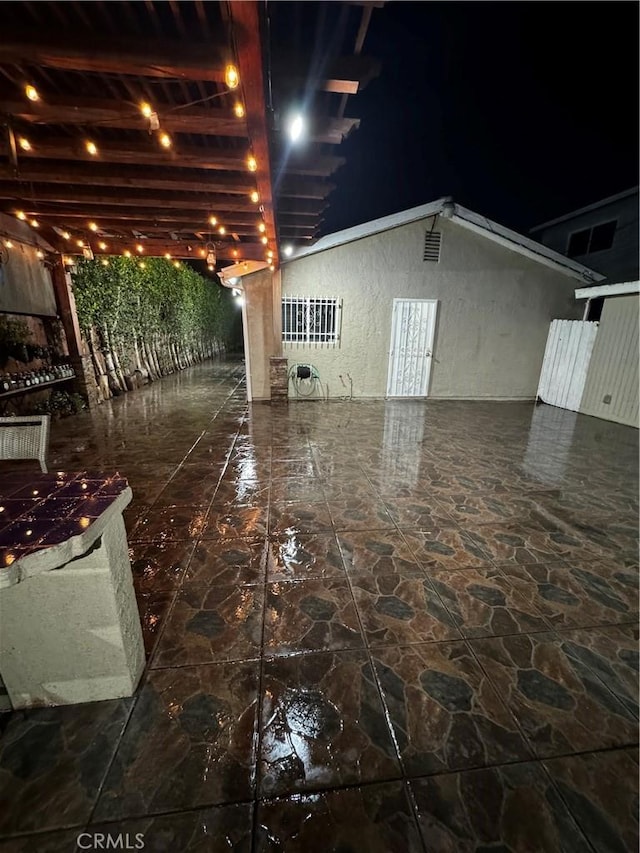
[0,415,51,473]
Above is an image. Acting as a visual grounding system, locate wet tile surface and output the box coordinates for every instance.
[1,361,637,850]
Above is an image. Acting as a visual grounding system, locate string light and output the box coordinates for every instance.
[232,249,239,258]
[218,226,226,235]
[269,264,275,272]
[173,261,181,269]
[124,250,131,258]
[207,264,214,272]
[25,84,39,102]
[18,137,32,152]
[225,64,239,89]
[267,249,274,258]
[261,235,268,245]
[164,253,171,260]
[85,140,98,156]
[16,211,26,220]
[98,241,107,250]
[199,249,206,257]
[234,102,245,118]
[258,222,266,233]
[159,132,172,149]
[30,219,39,228]
[140,102,153,118]
[209,215,217,227]
[136,244,144,253]
[62,230,71,240]
[36,249,44,259]
[250,190,259,203]
[88,222,98,232]
[139,261,146,269]
[101,259,109,267]
[77,239,84,247]
[247,155,257,172]
[4,240,13,248]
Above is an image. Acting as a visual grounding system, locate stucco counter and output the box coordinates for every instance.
[0,471,144,709]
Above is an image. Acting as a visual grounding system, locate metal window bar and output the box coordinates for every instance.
[282,297,341,346]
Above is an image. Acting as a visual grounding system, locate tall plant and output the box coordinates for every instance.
[71,257,234,400]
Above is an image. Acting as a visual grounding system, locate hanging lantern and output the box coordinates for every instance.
[82,245,94,260]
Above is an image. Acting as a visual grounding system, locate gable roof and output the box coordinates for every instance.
[284,198,604,283]
[530,187,639,233]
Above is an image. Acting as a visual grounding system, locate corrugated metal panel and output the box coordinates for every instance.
[537,320,599,411]
[579,294,639,427]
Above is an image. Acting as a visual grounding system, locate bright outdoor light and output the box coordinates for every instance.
[140,102,153,118]
[225,64,239,89]
[288,114,305,143]
[159,132,172,149]
[234,102,245,118]
[283,244,294,257]
[16,211,26,220]
[250,190,259,203]
[247,155,257,172]
[18,137,32,151]
[25,84,39,102]
[85,140,98,156]
[89,222,98,232]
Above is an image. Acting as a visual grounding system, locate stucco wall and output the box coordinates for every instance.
[579,294,639,428]
[242,267,280,400]
[281,217,581,400]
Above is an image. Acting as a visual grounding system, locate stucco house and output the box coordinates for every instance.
[229,198,604,401]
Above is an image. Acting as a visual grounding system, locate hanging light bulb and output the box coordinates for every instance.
[250,190,259,204]
[234,102,245,118]
[85,140,98,156]
[140,102,153,118]
[232,249,239,258]
[208,264,214,272]
[164,253,171,260]
[173,261,181,269]
[18,137,32,152]
[199,248,206,257]
[139,261,146,269]
[4,240,13,248]
[209,215,217,227]
[206,249,216,266]
[88,222,98,232]
[16,211,26,221]
[218,226,226,235]
[36,249,44,259]
[258,222,266,233]
[225,64,239,89]
[247,155,257,172]
[159,132,172,149]
[101,259,109,267]
[261,235,268,245]
[283,244,294,257]
[77,239,84,247]
[62,230,71,240]
[25,84,39,102]
[269,264,275,272]
[30,219,39,228]
[136,244,144,253]
[124,250,131,258]
[98,241,107,250]
[267,249,274,258]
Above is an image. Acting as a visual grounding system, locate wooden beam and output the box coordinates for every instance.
[229,1,278,263]
[0,163,255,195]
[10,205,285,229]
[271,55,380,94]
[0,96,248,138]
[8,139,249,171]
[0,35,227,81]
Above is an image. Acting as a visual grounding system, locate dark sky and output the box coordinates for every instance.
[319,1,639,237]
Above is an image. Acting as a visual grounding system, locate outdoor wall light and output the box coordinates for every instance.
[283,244,293,257]
[288,114,305,143]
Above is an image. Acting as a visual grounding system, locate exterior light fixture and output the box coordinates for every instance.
[288,114,305,143]
[247,155,257,172]
[207,264,214,272]
[18,137,32,151]
[82,246,94,260]
[250,190,259,203]
[234,103,245,118]
[25,84,39,102]
[85,140,98,156]
[159,132,172,149]
[225,64,239,89]
[283,244,294,257]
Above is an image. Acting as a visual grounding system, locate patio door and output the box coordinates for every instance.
[386,299,438,397]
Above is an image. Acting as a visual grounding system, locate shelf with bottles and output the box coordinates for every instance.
[0,364,76,398]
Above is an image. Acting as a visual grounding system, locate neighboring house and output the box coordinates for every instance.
[243,199,600,401]
[530,188,639,284]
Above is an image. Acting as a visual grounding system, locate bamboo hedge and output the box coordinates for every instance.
[71,256,234,401]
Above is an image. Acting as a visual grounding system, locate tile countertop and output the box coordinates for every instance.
[0,471,132,589]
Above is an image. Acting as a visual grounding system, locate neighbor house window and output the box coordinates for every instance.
[282,296,341,344]
[567,220,617,257]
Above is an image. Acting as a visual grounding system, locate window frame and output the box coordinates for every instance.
[566,219,617,257]
[281,296,342,346]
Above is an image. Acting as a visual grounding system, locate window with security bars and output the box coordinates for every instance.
[282,296,341,345]
[423,231,442,262]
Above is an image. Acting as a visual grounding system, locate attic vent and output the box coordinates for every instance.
[423,231,441,262]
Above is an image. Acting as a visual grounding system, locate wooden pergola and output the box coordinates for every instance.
[0,1,380,269]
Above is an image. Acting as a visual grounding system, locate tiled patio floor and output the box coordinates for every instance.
[0,359,638,852]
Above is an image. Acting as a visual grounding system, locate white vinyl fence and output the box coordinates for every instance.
[536,320,599,411]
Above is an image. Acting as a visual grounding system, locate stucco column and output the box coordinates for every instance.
[243,268,282,401]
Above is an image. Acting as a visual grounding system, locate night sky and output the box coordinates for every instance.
[318,1,639,237]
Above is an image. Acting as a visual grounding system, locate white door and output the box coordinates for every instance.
[386,299,438,397]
